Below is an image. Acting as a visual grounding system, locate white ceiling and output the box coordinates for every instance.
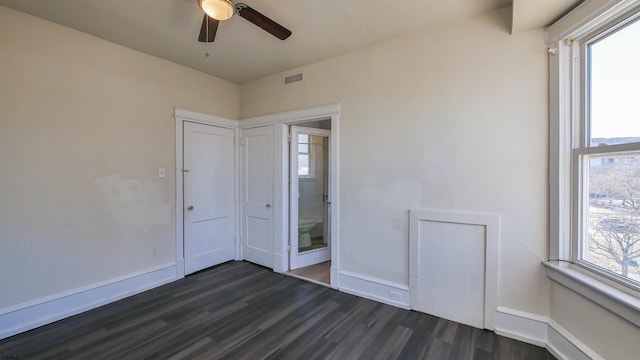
[0,0,582,84]
[513,0,582,33]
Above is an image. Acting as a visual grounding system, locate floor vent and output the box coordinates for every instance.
[284,73,303,84]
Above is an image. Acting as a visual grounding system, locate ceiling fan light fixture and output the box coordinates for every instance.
[199,0,234,21]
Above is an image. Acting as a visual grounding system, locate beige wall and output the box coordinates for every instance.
[241,7,551,315]
[0,6,238,308]
[551,283,640,359]
[2,3,636,356]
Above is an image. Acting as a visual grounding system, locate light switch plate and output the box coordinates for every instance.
[158,168,165,178]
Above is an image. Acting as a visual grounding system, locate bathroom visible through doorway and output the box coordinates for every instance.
[289,126,331,270]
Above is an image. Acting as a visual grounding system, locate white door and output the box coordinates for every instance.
[242,126,274,268]
[183,121,235,275]
[289,126,331,270]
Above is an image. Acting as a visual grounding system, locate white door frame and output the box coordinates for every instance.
[289,126,332,270]
[175,108,240,278]
[240,104,340,288]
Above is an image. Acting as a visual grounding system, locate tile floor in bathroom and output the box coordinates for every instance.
[298,236,328,252]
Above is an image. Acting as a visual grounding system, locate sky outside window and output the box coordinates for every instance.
[589,17,640,144]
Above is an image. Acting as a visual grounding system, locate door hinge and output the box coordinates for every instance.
[287,134,292,143]
[287,243,291,252]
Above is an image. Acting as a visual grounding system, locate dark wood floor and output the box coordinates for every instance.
[0,261,555,359]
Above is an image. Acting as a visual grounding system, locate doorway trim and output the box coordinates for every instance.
[289,126,332,270]
[174,108,240,278]
[240,103,340,288]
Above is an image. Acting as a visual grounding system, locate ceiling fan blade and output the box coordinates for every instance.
[237,4,292,40]
[198,14,219,42]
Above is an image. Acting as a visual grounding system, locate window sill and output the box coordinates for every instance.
[543,261,640,327]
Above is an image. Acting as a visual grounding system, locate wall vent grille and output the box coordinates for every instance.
[284,73,303,84]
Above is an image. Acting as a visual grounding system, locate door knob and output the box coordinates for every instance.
[187,205,194,211]
[266,203,272,208]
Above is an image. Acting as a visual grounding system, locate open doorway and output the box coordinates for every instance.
[240,104,339,287]
[287,120,332,285]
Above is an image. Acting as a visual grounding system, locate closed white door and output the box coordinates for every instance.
[242,126,274,268]
[289,126,331,270]
[183,121,235,275]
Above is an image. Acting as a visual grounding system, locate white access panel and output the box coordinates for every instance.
[410,210,499,330]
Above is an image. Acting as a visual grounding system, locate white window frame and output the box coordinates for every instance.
[546,0,640,327]
[297,134,313,178]
[574,14,640,290]
[297,133,322,180]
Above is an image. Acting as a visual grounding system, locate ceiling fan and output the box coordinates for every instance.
[197,0,292,43]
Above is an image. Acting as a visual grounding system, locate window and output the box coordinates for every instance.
[571,12,640,290]
[547,0,640,327]
[297,134,312,177]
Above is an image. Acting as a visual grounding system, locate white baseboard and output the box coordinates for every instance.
[547,320,603,360]
[494,307,601,360]
[494,306,549,347]
[176,258,185,278]
[337,270,411,309]
[331,265,339,290]
[0,262,179,340]
[272,252,284,274]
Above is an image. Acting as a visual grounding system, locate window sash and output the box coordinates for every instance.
[574,143,640,156]
[570,18,640,292]
[297,139,314,178]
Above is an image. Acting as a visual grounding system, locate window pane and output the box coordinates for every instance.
[589,18,640,147]
[584,152,640,283]
[298,154,309,176]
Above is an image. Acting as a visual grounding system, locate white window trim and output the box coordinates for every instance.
[297,136,315,179]
[547,0,640,324]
